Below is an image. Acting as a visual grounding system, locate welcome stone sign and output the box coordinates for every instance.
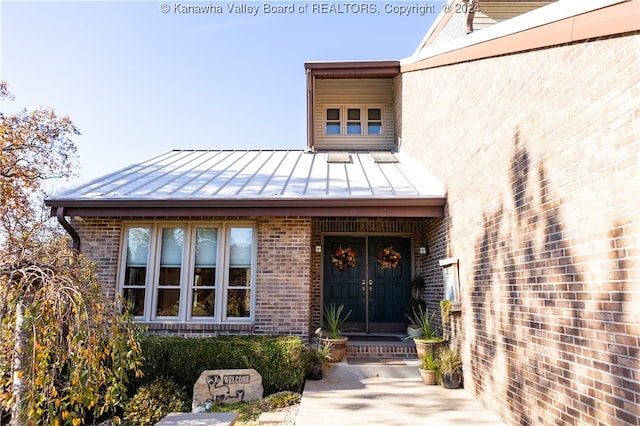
[192,369,263,410]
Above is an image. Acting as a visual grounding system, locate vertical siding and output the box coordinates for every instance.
[313,79,395,150]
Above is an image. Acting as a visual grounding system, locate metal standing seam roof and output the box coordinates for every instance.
[46,150,446,217]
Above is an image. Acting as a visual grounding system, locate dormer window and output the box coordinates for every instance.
[324,105,384,136]
[326,108,341,135]
[347,108,361,134]
[367,108,382,135]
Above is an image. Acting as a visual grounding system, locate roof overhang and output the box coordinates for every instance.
[48,197,446,218]
[304,60,401,79]
[402,0,639,72]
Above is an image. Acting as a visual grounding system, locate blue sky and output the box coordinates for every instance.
[1,0,442,185]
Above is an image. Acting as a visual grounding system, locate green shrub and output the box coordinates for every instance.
[134,335,306,397]
[123,378,188,426]
[259,391,301,410]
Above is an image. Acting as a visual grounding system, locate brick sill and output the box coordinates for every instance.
[140,322,255,332]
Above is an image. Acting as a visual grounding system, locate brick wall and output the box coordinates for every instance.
[71,216,312,339]
[254,217,311,338]
[71,217,122,300]
[400,33,640,425]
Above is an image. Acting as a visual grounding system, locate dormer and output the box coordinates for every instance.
[305,61,400,151]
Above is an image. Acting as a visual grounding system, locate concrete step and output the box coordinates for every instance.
[326,357,420,379]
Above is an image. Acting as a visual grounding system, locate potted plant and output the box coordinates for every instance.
[418,349,440,385]
[440,299,452,325]
[406,276,426,337]
[406,304,446,358]
[306,328,333,380]
[321,302,351,362]
[439,347,463,389]
[406,298,426,338]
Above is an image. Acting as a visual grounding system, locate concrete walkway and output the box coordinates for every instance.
[295,359,506,426]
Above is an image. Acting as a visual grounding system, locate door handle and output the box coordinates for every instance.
[368,279,373,301]
[361,280,366,300]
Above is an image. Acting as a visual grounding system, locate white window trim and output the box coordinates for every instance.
[118,221,256,324]
[323,104,385,137]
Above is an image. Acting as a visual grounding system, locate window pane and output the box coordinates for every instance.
[195,228,217,267]
[368,108,381,120]
[347,109,360,120]
[227,289,251,318]
[156,289,180,317]
[230,228,252,267]
[123,288,145,317]
[229,267,251,287]
[347,123,362,135]
[159,267,181,286]
[326,123,341,135]
[368,123,382,135]
[125,266,147,286]
[126,228,150,266]
[326,108,340,120]
[192,289,215,317]
[194,267,215,287]
[160,228,184,267]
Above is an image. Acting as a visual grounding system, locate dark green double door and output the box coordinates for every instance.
[323,236,411,334]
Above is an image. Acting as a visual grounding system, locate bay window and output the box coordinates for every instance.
[119,222,255,322]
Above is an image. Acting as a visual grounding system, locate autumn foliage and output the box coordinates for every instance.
[0,82,144,425]
[0,81,78,246]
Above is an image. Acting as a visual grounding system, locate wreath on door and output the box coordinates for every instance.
[331,246,357,271]
[377,246,402,270]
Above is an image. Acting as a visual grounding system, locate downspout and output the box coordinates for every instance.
[55,207,81,252]
[306,68,315,151]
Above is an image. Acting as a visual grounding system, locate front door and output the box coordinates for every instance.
[323,236,411,334]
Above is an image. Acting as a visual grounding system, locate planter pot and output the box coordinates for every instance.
[407,324,424,339]
[414,339,446,359]
[321,336,349,362]
[442,371,462,389]
[419,368,437,385]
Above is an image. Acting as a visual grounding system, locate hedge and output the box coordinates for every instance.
[134,335,306,396]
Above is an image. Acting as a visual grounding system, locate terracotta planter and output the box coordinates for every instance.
[419,368,437,385]
[321,336,349,362]
[414,339,445,359]
[442,371,462,389]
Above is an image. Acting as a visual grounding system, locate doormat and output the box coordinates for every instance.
[346,336,402,342]
[347,358,406,365]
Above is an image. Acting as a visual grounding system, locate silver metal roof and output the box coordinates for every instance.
[46,150,445,217]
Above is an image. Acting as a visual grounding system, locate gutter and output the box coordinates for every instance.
[54,207,81,252]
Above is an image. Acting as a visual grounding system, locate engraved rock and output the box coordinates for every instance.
[192,369,263,411]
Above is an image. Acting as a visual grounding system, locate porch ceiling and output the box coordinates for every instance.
[45,150,445,218]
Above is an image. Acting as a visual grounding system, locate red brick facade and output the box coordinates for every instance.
[71,216,313,338]
[399,33,640,425]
